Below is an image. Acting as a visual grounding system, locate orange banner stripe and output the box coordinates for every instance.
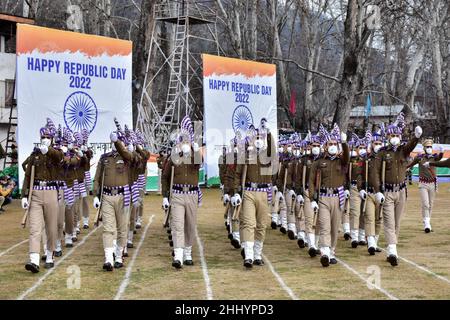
[203,54,276,78]
[17,24,132,57]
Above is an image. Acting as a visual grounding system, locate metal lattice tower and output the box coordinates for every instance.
[137,0,221,152]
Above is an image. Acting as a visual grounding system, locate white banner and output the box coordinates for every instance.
[16,24,132,188]
[202,54,277,186]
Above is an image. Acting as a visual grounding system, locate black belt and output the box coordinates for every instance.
[245,182,270,189]
[103,187,126,195]
[319,187,340,195]
[34,181,58,187]
[385,182,406,192]
[172,185,199,192]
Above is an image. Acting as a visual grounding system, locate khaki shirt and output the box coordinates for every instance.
[21,147,64,197]
[276,157,296,191]
[349,157,364,189]
[360,152,383,193]
[161,151,202,198]
[378,137,419,185]
[407,153,443,181]
[309,143,350,199]
[294,155,318,194]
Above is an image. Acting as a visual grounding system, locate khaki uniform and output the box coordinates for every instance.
[161,151,202,254]
[348,158,364,242]
[22,147,64,257]
[407,152,443,229]
[379,137,419,246]
[294,154,320,249]
[222,153,240,242]
[309,143,349,260]
[275,156,296,234]
[80,150,93,225]
[93,141,137,264]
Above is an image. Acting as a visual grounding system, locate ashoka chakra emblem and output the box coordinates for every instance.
[63,91,98,133]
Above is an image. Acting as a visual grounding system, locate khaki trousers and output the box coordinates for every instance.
[363,194,382,236]
[101,194,130,248]
[382,189,406,245]
[138,189,145,218]
[284,190,296,224]
[419,182,436,219]
[57,190,65,241]
[240,191,270,242]
[318,196,342,250]
[295,201,305,232]
[295,193,317,234]
[130,205,138,231]
[227,205,239,232]
[350,186,364,230]
[65,204,74,235]
[171,193,198,248]
[73,197,81,227]
[0,196,5,208]
[28,190,58,253]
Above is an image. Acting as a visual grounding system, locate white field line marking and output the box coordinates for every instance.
[195,230,213,300]
[336,258,399,300]
[115,215,155,300]
[262,253,300,300]
[380,248,450,285]
[17,226,99,300]
[0,239,28,258]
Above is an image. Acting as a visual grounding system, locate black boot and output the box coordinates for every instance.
[54,251,63,257]
[424,228,431,233]
[287,230,296,240]
[280,227,287,234]
[41,255,47,261]
[351,241,358,248]
[297,238,306,249]
[25,263,40,273]
[308,247,317,257]
[243,259,253,268]
[329,258,338,265]
[184,260,194,266]
[172,260,182,269]
[103,262,113,271]
[368,247,376,256]
[44,262,54,269]
[231,238,241,249]
[387,254,398,266]
[114,261,124,269]
[320,255,330,267]
[271,221,277,229]
[253,259,264,266]
[344,233,351,241]
[127,242,133,249]
[169,241,173,247]
[227,233,233,240]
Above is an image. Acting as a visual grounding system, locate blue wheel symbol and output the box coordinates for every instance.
[63,91,98,133]
[232,105,253,134]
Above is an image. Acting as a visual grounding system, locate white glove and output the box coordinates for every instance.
[61,146,68,154]
[296,194,304,204]
[77,150,83,157]
[232,193,242,206]
[288,189,296,199]
[375,192,385,205]
[39,145,48,155]
[21,197,29,209]
[272,186,278,193]
[162,197,170,210]
[311,201,319,211]
[341,132,347,143]
[359,190,367,200]
[414,126,423,139]
[81,145,87,152]
[423,161,430,168]
[344,189,350,199]
[193,142,200,152]
[110,132,118,143]
[93,197,101,209]
[276,191,284,201]
[220,184,224,191]
[438,145,444,153]
[223,194,230,205]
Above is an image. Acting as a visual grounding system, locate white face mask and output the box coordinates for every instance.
[294,150,301,157]
[61,146,68,153]
[127,144,135,152]
[306,150,311,155]
[68,143,74,150]
[312,147,320,156]
[41,138,51,147]
[233,147,238,153]
[254,139,264,149]
[351,151,358,157]
[425,147,432,155]
[359,149,367,156]
[278,147,284,153]
[181,144,191,155]
[390,137,400,146]
[373,145,382,153]
[328,145,338,155]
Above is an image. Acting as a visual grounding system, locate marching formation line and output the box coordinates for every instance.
[336,258,399,300]
[0,239,28,259]
[380,248,450,286]
[262,253,300,300]
[115,215,155,300]
[196,230,214,300]
[17,226,99,300]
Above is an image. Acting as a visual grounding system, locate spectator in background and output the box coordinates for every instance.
[0,175,14,212]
